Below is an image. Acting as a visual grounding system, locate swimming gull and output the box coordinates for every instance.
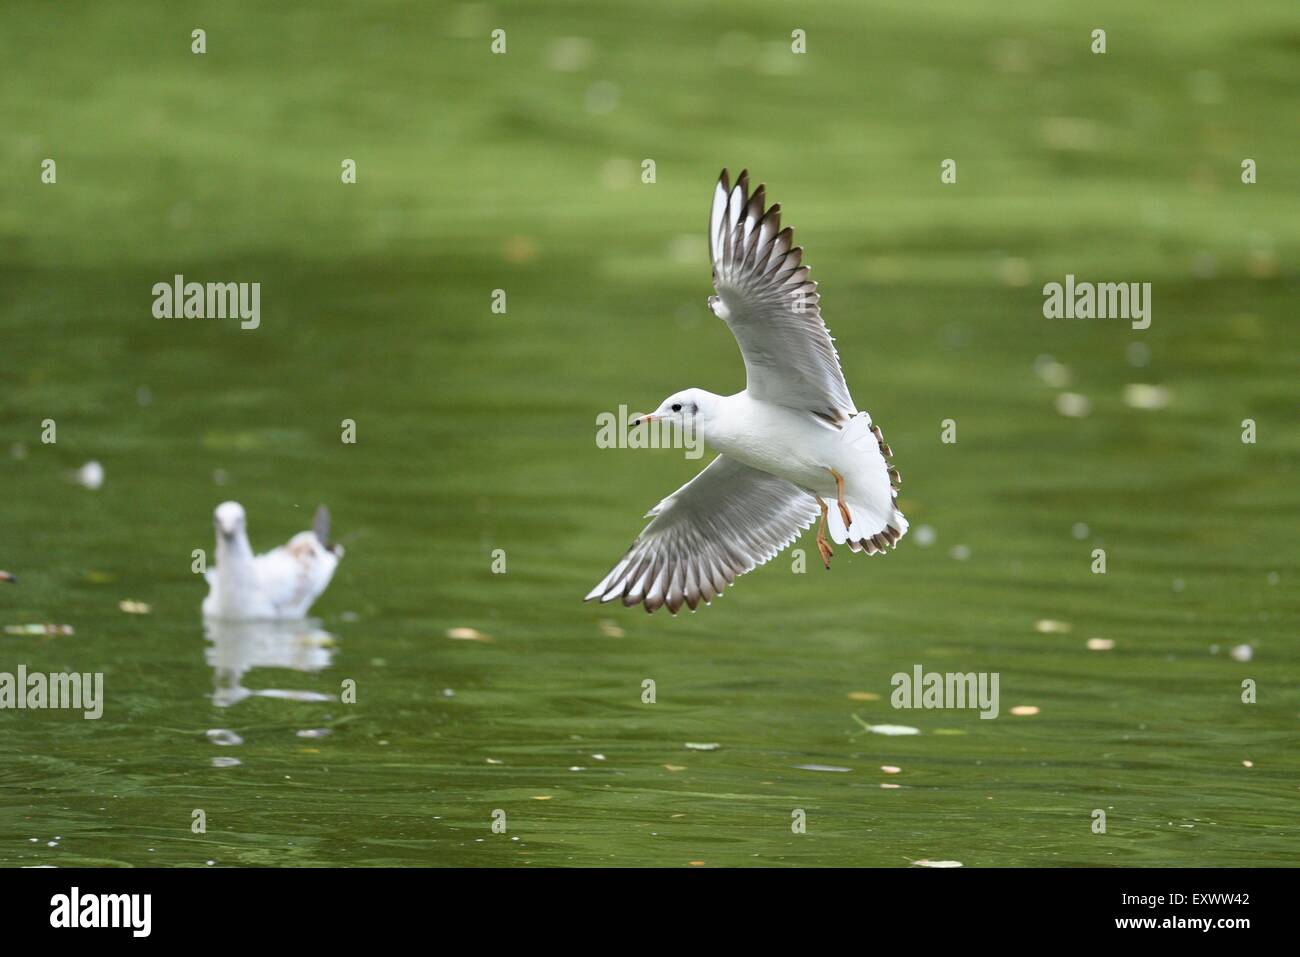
[202,501,344,620]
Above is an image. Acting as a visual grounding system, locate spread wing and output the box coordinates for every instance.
[708,168,856,423]
[584,455,819,614]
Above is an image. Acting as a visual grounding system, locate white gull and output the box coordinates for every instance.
[202,501,343,620]
[586,169,907,615]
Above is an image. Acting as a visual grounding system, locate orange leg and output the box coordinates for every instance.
[829,468,852,529]
[815,496,833,569]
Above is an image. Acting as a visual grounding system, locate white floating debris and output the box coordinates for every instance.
[684,742,720,751]
[1035,619,1071,634]
[1010,705,1040,716]
[1123,383,1170,410]
[253,689,332,702]
[1055,392,1091,418]
[1242,760,1254,768]
[1033,354,1072,388]
[793,764,852,773]
[598,620,625,638]
[5,623,74,637]
[913,524,936,547]
[446,627,492,642]
[861,724,921,736]
[118,600,152,615]
[296,728,332,739]
[211,757,242,768]
[206,729,243,746]
[1087,638,1115,651]
[913,859,963,868]
[76,461,104,490]
[881,765,902,774]
[1229,644,1253,662]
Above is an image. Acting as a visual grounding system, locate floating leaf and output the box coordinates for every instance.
[794,764,852,773]
[5,623,74,637]
[1123,383,1170,410]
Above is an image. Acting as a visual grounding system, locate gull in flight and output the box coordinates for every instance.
[586,169,907,614]
[202,501,344,621]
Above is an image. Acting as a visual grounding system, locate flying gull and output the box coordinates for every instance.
[585,169,907,614]
[202,501,344,620]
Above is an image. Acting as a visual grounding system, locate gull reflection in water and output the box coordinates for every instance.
[203,619,337,707]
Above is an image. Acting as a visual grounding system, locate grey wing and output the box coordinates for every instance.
[584,455,819,614]
[312,505,331,548]
[708,169,856,423]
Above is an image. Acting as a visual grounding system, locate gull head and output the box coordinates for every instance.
[214,501,247,542]
[631,388,717,431]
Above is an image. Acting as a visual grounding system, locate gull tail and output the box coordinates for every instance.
[826,414,907,554]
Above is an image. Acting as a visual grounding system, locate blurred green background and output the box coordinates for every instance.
[1,1,1296,867]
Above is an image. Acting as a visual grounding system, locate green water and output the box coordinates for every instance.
[1,1,1297,867]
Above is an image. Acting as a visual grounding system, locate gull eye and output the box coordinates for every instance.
[671,403,682,412]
